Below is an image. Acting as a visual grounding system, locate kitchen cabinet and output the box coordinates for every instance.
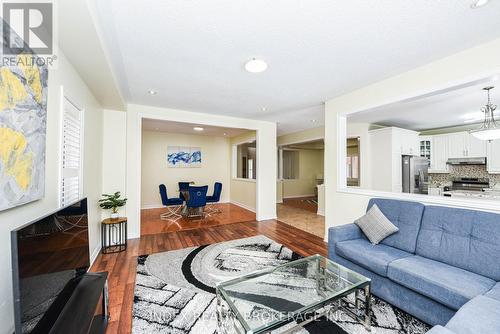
[446,132,486,158]
[430,135,449,173]
[468,135,488,157]
[369,127,419,192]
[487,140,500,174]
[447,132,468,158]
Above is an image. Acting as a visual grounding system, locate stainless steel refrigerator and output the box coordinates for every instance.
[402,155,429,194]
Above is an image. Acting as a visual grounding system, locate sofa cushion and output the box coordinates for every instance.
[416,205,500,281]
[366,198,425,253]
[388,256,495,310]
[485,282,500,302]
[335,239,412,277]
[446,296,500,334]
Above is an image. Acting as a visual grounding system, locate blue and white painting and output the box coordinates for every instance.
[167,146,202,168]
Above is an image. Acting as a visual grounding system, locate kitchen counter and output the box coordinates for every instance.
[442,190,500,200]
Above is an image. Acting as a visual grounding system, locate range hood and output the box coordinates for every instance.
[446,157,487,165]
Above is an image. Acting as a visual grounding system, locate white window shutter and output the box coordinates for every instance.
[61,97,83,207]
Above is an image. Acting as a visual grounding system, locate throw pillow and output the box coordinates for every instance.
[355,204,399,244]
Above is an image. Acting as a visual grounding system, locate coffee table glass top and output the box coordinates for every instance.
[216,254,370,334]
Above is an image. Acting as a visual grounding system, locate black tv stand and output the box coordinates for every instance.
[49,272,109,334]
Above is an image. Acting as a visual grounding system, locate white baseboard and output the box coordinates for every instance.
[317,210,325,216]
[90,244,101,267]
[257,214,277,221]
[230,201,256,213]
[283,194,316,199]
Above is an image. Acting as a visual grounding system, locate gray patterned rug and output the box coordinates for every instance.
[132,235,430,334]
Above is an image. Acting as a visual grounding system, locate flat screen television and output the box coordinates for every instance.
[11,198,90,334]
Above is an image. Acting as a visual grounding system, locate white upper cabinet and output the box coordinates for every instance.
[430,135,449,173]
[447,132,468,158]
[487,140,500,174]
[446,132,486,158]
[468,134,487,157]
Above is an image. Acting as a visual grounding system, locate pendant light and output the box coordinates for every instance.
[469,86,500,142]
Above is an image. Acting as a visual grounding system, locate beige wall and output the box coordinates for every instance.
[278,126,324,145]
[325,38,500,239]
[0,50,104,332]
[283,149,324,197]
[141,131,231,207]
[230,179,257,211]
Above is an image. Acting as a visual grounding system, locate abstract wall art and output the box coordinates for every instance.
[0,22,48,211]
[167,146,202,168]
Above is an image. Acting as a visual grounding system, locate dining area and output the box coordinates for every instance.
[159,181,223,222]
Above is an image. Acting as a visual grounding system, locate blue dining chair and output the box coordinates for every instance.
[206,182,222,213]
[178,181,191,201]
[186,185,208,217]
[159,184,184,220]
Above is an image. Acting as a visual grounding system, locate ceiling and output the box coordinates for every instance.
[92,0,500,134]
[348,77,500,131]
[141,118,249,137]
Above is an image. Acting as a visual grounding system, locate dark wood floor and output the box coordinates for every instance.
[283,196,318,213]
[140,203,256,235]
[90,219,327,334]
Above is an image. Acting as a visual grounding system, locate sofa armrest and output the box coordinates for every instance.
[426,326,455,334]
[328,224,363,260]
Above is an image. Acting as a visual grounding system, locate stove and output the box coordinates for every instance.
[450,177,490,191]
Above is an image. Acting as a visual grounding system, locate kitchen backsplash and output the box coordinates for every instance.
[430,165,500,188]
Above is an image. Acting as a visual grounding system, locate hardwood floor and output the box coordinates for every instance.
[282,196,318,213]
[140,203,256,235]
[90,220,327,334]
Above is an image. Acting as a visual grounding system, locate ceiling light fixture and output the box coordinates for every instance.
[193,127,204,131]
[310,119,317,123]
[148,89,157,95]
[471,0,489,8]
[245,58,268,73]
[261,107,267,111]
[470,87,500,142]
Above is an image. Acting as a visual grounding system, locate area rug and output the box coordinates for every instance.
[132,235,430,334]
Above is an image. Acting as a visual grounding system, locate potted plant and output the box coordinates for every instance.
[99,192,127,219]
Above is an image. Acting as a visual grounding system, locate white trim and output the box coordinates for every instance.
[232,178,257,183]
[230,201,256,213]
[89,245,101,267]
[337,71,500,212]
[317,210,325,216]
[283,194,316,199]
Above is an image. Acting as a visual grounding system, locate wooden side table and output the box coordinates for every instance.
[101,217,127,254]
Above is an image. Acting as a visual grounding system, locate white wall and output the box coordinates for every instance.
[325,38,500,238]
[0,50,104,333]
[124,104,277,238]
[101,110,127,218]
[141,131,231,207]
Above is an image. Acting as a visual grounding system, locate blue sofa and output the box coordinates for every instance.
[328,198,500,333]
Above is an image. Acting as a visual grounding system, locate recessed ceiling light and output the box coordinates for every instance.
[310,119,317,123]
[261,107,267,111]
[471,0,489,8]
[148,89,157,95]
[193,127,204,131]
[245,58,268,73]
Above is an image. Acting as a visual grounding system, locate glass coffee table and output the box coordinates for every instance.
[216,254,371,334]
